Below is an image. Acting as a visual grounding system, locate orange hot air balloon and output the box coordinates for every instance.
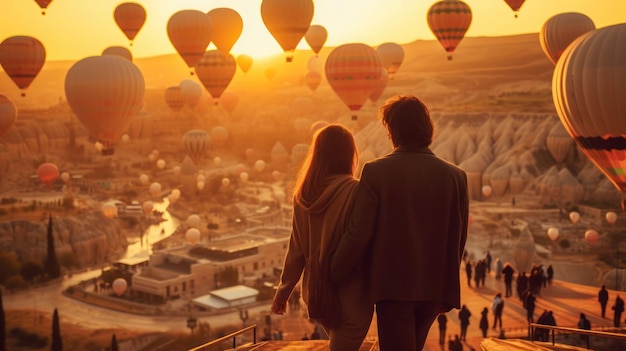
[260,0,314,62]
[376,42,404,79]
[553,24,626,194]
[64,55,145,155]
[236,54,253,74]
[305,71,321,92]
[195,50,236,102]
[114,3,146,46]
[167,10,214,75]
[34,0,53,15]
[219,91,239,114]
[207,8,243,56]
[427,0,472,61]
[0,94,17,137]
[325,43,382,117]
[539,12,595,65]
[504,0,525,18]
[179,79,203,108]
[304,24,327,56]
[164,86,185,113]
[37,162,59,186]
[369,68,389,105]
[0,36,46,97]
[102,46,133,61]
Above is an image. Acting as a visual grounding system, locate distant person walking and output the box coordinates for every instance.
[598,285,609,318]
[495,257,503,280]
[479,307,489,338]
[492,293,504,330]
[465,260,473,287]
[612,295,624,328]
[577,312,591,346]
[438,313,448,345]
[502,263,515,297]
[458,305,471,341]
[524,291,536,323]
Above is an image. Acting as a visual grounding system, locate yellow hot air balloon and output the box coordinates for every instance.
[195,50,236,102]
[260,0,314,62]
[167,10,214,75]
[427,0,472,60]
[325,43,382,118]
[539,12,595,65]
[164,86,185,113]
[376,42,404,79]
[102,46,133,61]
[0,36,46,97]
[219,91,239,115]
[236,54,253,74]
[553,24,626,194]
[114,2,146,46]
[64,55,145,155]
[207,8,243,57]
[304,24,327,56]
[34,0,53,15]
[0,94,17,137]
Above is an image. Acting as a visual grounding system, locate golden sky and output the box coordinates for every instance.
[2,0,624,61]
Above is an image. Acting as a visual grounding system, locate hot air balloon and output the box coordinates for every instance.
[187,214,201,228]
[34,0,53,15]
[254,160,266,172]
[156,159,165,170]
[0,94,17,137]
[207,8,243,57]
[102,46,133,61]
[214,156,222,166]
[547,227,559,241]
[369,69,389,105]
[221,177,231,187]
[240,171,249,182]
[179,79,203,108]
[60,172,70,183]
[114,3,146,46]
[539,12,595,65]
[305,71,322,92]
[503,0,525,18]
[304,24,327,56]
[546,122,575,164]
[142,200,154,215]
[112,278,127,296]
[570,211,581,224]
[167,10,214,75]
[427,0,472,60]
[37,162,59,186]
[183,129,210,162]
[139,174,149,185]
[236,54,253,74]
[553,24,626,197]
[325,43,382,118]
[376,42,404,79]
[211,126,229,147]
[0,36,46,97]
[260,0,314,62]
[606,211,618,225]
[101,202,119,219]
[186,228,201,244]
[585,229,599,245]
[64,55,145,155]
[149,182,161,196]
[164,86,185,113]
[219,91,239,114]
[482,185,493,198]
[195,50,236,102]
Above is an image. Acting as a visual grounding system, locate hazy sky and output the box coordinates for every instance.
[2,0,624,61]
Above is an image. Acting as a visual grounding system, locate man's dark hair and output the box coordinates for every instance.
[379,95,434,148]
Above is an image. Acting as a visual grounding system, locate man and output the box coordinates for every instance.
[612,295,624,328]
[502,263,515,297]
[331,95,469,351]
[598,285,609,318]
[437,313,447,345]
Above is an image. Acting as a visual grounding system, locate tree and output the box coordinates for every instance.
[110,334,118,351]
[0,290,5,351]
[20,260,44,282]
[46,215,61,279]
[0,253,20,284]
[51,308,62,351]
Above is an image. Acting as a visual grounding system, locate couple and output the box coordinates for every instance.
[271,95,469,351]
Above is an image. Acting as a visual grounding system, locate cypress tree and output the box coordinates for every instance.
[0,290,5,351]
[46,215,61,279]
[51,308,62,351]
[111,334,118,351]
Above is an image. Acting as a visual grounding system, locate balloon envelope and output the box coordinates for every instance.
[207,8,243,56]
[0,36,46,96]
[427,1,472,60]
[585,229,599,245]
[101,202,119,218]
[114,3,146,45]
[539,12,595,65]
[179,79,203,108]
[164,86,185,112]
[304,24,327,55]
[305,71,322,92]
[167,10,214,73]
[112,278,127,296]
[37,163,59,186]
[504,0,526,18]
[0,94,17,137]
[195,50,236,100]
[236,54,253,74]
[376,42,404,79]
[260,0,314,62]
[102,46,133,61]
[34,0,53,15]
[547,227,559,241]
[606,211,617,225]
[183,129,211,162]
[569,211,580,224]
[186,228,201,244]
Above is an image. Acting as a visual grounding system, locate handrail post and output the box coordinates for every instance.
[551,329,555,345]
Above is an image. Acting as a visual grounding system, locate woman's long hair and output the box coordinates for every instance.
[294,124,357,204]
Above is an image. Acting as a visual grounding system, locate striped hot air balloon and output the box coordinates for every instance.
[0,94,17,137]
[0,36,46,96]
[183,129,211,162]
[195,50,236,102]
[164,86,185,113]
[427,0,472,60]
[539,12,595,65]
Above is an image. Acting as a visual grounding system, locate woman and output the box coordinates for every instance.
[271,124,372,350]
[479,307,489,338]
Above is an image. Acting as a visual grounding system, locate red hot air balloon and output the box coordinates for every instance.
[553,24,626,198]
[0,36,46,97]
[167,10,214,75]
[64,55,145,155]
[0,94,17,137]
[261,0,314,62]
[37,162,59,186]
[195,50,236,102]
[34,0,53,15]
[325,43,382,119]
[504,0,525,18]
[539,12,595,65]
[114,3,146,46]
[427,0,472,60]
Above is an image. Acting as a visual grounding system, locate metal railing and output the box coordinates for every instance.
[187,324,257,351]
[529,323,626,349]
